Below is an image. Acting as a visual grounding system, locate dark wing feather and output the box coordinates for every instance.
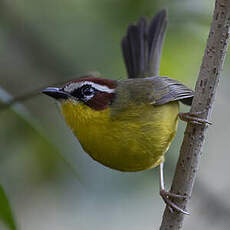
[148,11,167,76]
[150,77,194,106]
[121,9,167,78]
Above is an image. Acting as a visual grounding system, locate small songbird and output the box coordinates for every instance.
[42,10,201,214]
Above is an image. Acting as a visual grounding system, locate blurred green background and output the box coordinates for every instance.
[0,0,230,229]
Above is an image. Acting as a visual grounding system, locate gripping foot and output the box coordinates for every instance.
[179,112,212,125]
[159,163,189,215]
[160,189,189,215]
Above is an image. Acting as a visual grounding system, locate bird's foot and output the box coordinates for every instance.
[179,111,212,125]
[160,189,189,215]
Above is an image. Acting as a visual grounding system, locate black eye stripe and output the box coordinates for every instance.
[81,85,95,95]
[69,85,97,100]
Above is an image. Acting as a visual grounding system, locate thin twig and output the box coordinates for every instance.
[160,0,230,229]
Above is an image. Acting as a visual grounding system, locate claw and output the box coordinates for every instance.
[160,189,189,215]
[160,189,187,199]
[159,163,190,215]
[179,112,212,125]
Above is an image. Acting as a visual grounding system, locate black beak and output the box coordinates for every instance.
[42,87,70,100]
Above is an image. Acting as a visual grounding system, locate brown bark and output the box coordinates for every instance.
[160,0,230,229]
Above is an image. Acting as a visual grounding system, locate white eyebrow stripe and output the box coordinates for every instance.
[64,81,115,93]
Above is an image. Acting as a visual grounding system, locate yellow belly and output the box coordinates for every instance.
[60,101,179,171]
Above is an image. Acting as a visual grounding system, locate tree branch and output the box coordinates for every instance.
[160,0,230,229]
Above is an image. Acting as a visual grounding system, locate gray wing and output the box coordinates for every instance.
[150,76,194,106]
[121,10,167,78]
[114,77,194,112]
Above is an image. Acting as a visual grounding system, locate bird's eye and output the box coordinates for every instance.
[81,86,95,96]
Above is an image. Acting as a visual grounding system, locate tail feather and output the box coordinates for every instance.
[122,9,167,78]
[148,10,167,75]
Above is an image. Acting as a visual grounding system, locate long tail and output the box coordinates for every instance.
[121,9,167,78]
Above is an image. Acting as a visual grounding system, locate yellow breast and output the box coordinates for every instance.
[60,100,179,171]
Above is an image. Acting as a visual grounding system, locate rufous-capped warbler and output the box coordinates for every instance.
[42,10,204,214]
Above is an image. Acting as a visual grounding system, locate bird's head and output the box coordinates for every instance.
[42,77,117,111]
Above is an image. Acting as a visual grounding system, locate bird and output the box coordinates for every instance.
[42,10,206,214]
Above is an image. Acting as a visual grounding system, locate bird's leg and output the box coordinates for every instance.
[159,162,189,215]
[179,111,212,125]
